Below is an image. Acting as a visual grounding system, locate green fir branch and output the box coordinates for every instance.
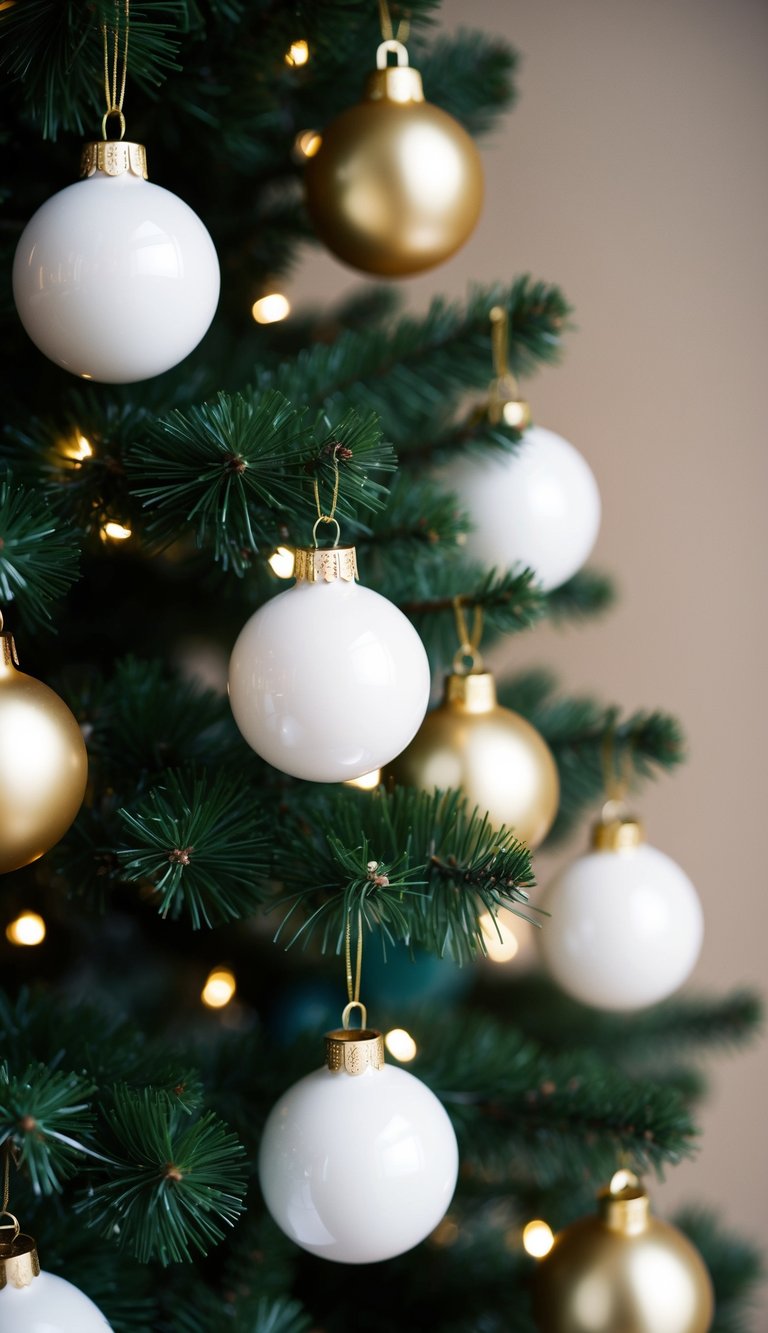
[0,1063,97,1195]
[76,1085,247,1265]
[543,568,617,622]
[118,768,271,928]
[0,476,81,629]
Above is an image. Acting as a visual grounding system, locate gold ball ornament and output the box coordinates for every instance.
[384,671,559,849]
[533,1175,714,1333]
[304,40,484,277]
[0,623,88,875]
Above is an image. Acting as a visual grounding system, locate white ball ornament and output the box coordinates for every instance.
[229,544,430,783]
[13,140,219,384]
[538,815,704,1011]
[0,1231,112,1332]
[258,1025,459,1264]
[440,425,601,592]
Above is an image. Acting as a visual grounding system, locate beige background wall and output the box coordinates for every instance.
[288,0,768,1319]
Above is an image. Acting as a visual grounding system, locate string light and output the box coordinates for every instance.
[385,1028,417,1062]
[502,400,530,428]
[252,293,291,325]
[294,129,322,159]
[344,767,381,791]
[6,912,47,947]
[269,546,295,579]
[101,520,132,542]
[201,967,236,1009]
[479,911,520,962]
[284,39,309,67]
[63,432,94,463]
[523,1219,555,1258]
[430,1216,460,1248]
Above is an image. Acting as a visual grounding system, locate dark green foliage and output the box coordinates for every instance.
[676,1209,764,1333]
[0,1062,96,1194]
[118,768,271,927]
[0,476,81,629]
[77,1084,247,1264]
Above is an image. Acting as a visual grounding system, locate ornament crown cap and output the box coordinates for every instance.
[293,546,359,585]
[591,814,645,853]
[0,631,20,674]
[597,1181,651,1236]
[80,141,148,180]
[325,1027,385,1075]
[445,670,497,713]
[0,1232,40,1291]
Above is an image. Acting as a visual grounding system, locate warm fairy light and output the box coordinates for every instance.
[6,912,47,947]
[343,767,381,791]
[294,129,322,159]
[102,521,132,542]
[63,432,94,463]
[430,1216,460,1247]
[523,1219,555,1258]
[502,400,529,428]
[284,39,310,67]
[385,1028,418,1062]
[479,911,520,963]
[201,967,237,1009]
[252,293,291,325]
[269,545,295,579]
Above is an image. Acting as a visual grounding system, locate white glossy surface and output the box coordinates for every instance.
[258,1061,459,1263]
[228,578,431,782]
[13,174,220,383]
[440,425,601,591]
[538,843,704,1011]
[0,1270,112,1331]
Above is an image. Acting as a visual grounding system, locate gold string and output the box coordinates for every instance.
[344,909,364,1007]
[601,727,634,803]
[2,1145,9,1214]
[312,448,341,545]
[452,597,484,674]
[378,0,410,44]
[489,304,523,397]
[101,0,130,138]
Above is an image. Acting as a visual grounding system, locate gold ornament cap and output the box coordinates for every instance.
[0,629,20,675]
[0,1231,40,1291]
[325,1027,385,1076]
[80,141,148,180]
[597,1176,651,1236]
[365,40,424,104]
[444,670,497,714]
[293,546,359,585]
[592,814,645,852]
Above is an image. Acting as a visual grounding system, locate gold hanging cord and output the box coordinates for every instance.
[101,0,130,140]
[378,0,411,44]
[452,596,485,675]
[0,1142,20,1243]
[342,908,366,1029]
[601,726,634,810]
[312,448,342,547]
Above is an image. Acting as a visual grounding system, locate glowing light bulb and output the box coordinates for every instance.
[63,432,94,463]
[201,967,236,1009]
[6,912,47,946]
[102,520,132,542]
[268,546,295,579]
[344,767,381,791]
[610,1168,637,1193]
[502,400,529,428]
[285,39,310,67]
[523,1219,554,1258]
[252,293,290,325]
[480,911,520,962]
[385,1028,418,1062]
[294,130,322,160]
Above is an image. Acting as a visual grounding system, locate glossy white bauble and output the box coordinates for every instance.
[538,843,704,1011]
[0,1270,112,1332]
[228,579,431,783]
[258,1061,459,1264]
[13,174,220,383]
[441,425,600,591]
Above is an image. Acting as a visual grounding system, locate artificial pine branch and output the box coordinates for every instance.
[0,1063,96,1195]
[0,475,81,628]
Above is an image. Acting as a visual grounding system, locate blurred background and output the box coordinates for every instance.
[287,0,768,1314]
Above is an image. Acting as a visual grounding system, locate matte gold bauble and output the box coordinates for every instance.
[533,1176,714,1333]
[304,42,483,277]
[0,627,88,874]
[384,671,559,848]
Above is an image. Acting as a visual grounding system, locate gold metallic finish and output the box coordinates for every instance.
[533,1178,714,1333]
[325,1027,385,1075]
[385,671,559,849]
[304,58,483,277]
[0,1233,40,1291]
[80,140,148,179]
[293,545,359,584]
[0,633,89,876]
[591,815,645,852]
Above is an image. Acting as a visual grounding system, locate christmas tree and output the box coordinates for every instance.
[0,2,763,1330]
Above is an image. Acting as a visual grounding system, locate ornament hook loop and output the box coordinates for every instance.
[342,1000,368,1030]
[376,39,409,69]
[0,1213,20,1241]
[312,516,341,548]
[101,108,127,141]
